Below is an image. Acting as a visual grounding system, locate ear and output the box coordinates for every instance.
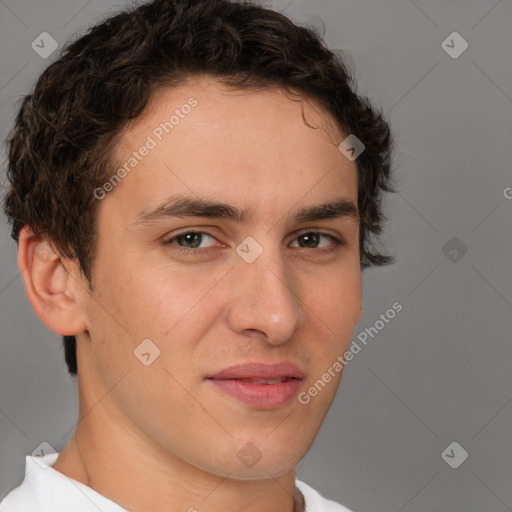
[18,225,88,336]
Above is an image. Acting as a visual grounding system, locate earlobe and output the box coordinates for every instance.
[18,225,87,336]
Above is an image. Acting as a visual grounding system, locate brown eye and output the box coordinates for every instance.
[290,231,345,252]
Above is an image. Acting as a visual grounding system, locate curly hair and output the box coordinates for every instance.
[3,0,396,376]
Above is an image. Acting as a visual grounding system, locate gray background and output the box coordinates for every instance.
[1,0,511,511]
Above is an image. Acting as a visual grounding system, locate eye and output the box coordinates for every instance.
[162,231,218,256]
[162,229,345,257]
[290,230,345,251]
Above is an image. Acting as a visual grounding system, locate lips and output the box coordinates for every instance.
[207,361,305,381]
[206,361,305,409]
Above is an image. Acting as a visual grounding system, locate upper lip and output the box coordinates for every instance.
[207,361,305,380]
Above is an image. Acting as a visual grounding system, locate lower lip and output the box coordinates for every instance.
[207,378,303,409]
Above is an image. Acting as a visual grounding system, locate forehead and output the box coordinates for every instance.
[133,76,344,143]
[115,77,345,159]
[101,76,358,224]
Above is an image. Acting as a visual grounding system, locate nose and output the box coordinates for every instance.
[226,241,306,345]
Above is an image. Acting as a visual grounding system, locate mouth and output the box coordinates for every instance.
[235,377,292,384]
[206,361,305,409]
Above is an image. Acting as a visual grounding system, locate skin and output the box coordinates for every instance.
[18,75,362,512]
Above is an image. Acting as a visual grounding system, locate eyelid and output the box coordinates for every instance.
[294,227,341,239]
[162,227,342,242]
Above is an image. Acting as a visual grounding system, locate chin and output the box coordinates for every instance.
[221,457,301,481]
[182,436,305,481]
[227,438,307,480]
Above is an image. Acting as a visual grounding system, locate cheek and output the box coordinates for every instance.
[89,256,223,367]
[308,267,362,328]
[304,271,362,379]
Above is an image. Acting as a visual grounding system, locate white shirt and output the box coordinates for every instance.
[0,452,353,512]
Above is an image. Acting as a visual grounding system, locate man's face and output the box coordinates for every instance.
[73,77,362,479]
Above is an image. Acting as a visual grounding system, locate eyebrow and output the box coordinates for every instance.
[130,194,359,227]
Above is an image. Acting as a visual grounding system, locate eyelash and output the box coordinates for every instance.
[162,229,345,257]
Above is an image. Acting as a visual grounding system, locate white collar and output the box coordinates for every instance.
[1,452,352,512]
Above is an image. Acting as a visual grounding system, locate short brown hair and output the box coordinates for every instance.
[3,0,396,376]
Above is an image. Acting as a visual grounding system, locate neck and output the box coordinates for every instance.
[53,378,300,512]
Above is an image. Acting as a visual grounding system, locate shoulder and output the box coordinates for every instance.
[0,456,39,511]
[0,453,127,512]
[295,479,354,512]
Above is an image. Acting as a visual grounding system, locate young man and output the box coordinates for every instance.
[0,0,395,510]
